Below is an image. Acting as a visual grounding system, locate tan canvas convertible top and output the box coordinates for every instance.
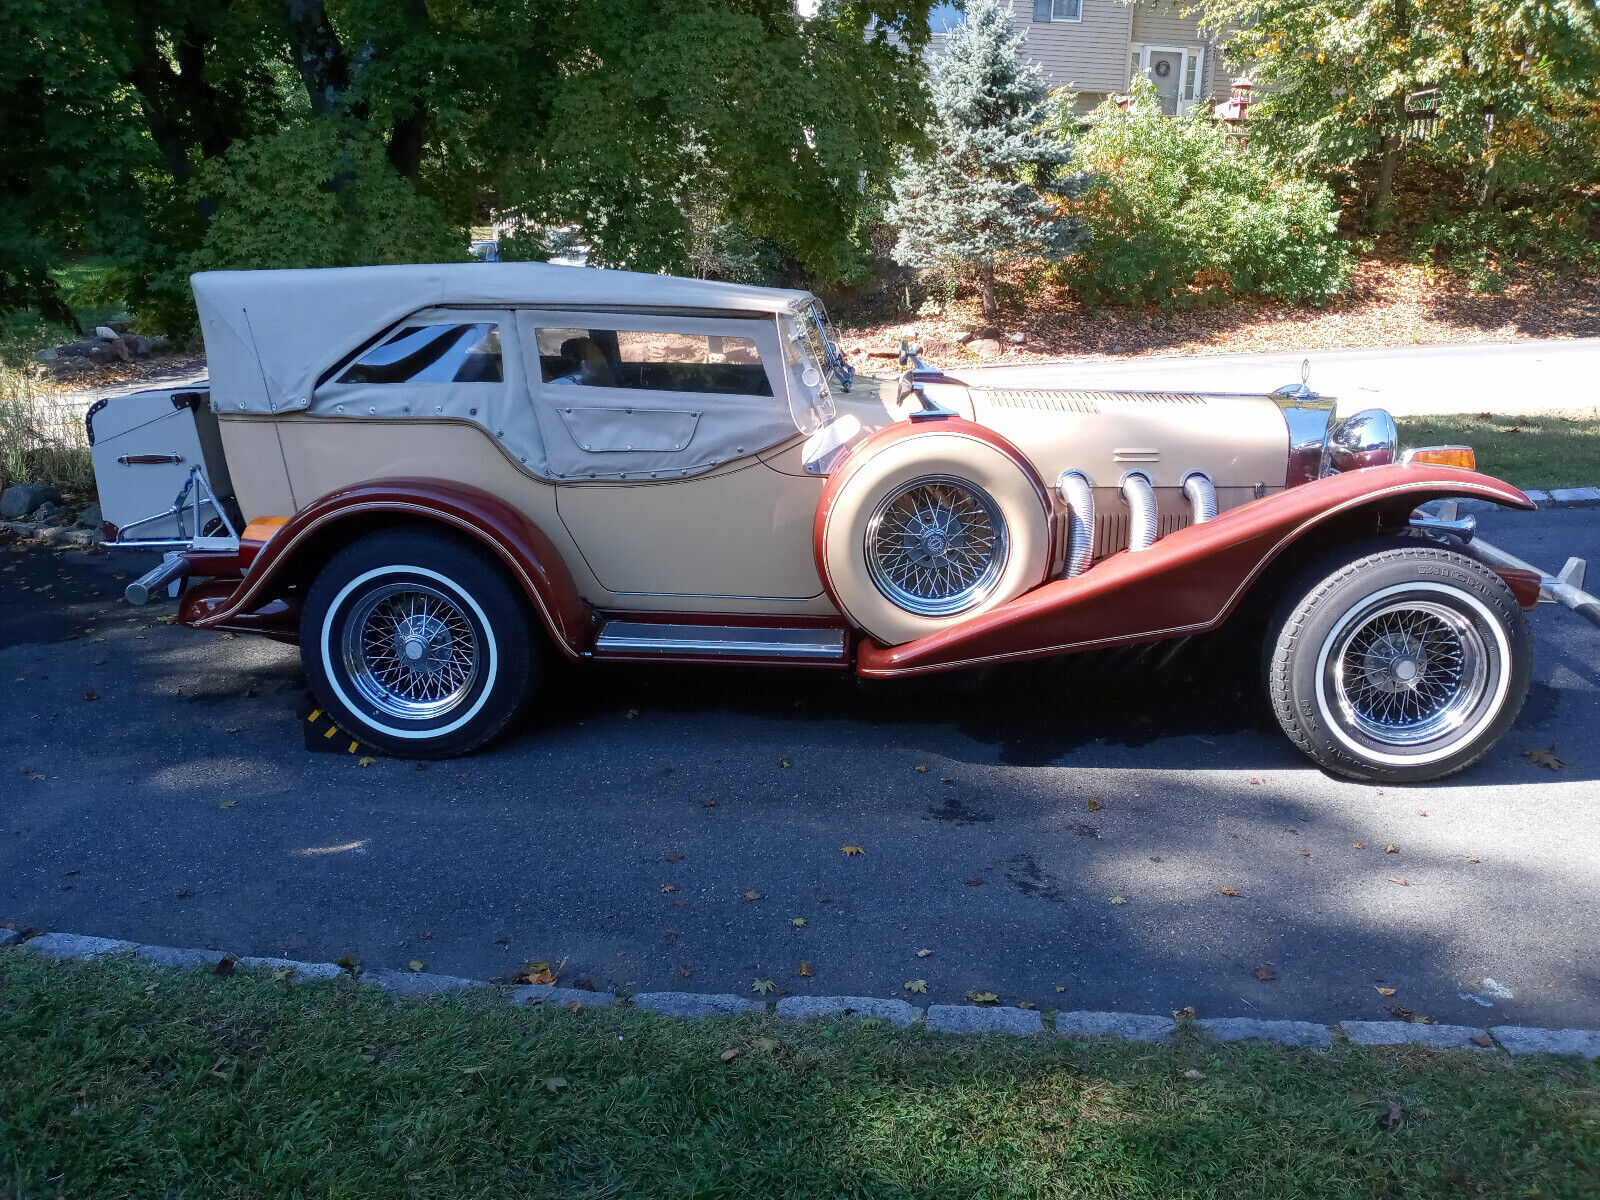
[192,262,814,416]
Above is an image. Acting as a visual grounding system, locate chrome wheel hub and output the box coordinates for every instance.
[1327,599,1489,747]
[865,475,1008,617]
[341,583,479,721]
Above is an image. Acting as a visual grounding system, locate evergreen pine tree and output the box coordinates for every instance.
[888,0,1085,316]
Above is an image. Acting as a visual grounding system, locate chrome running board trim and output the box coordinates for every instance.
[593,621,848,660]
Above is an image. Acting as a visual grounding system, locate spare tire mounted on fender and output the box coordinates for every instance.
[815,421,1053,646]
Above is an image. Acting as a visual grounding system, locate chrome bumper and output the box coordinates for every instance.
[1419,501,1600,630]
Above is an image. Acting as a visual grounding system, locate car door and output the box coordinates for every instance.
[517,311,825,601]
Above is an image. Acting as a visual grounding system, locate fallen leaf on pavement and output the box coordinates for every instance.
[798,960,814,977]
[1388,877,1409,886]
[904,979,928,993]
[915,765,928,772]
[741,890,761,901]
[1219,887,1239,897]
[1253,965,1277,981]
[965,876,983,886]
[665,852,684,863]
[1353,842,1365,849]
[1466,856,1480,864]
[216,800,236,810]
[841,845,863,857]
[916,948,932,958]
[702,798,718,808]
[335,956,361,973]
[751,978,776,994]
[358,756,377,767]
[1523,747,1565,770]
[790,917,806,927]
[1086,799,1101,812]
[409,960,425,972]
[661,884,677,894]
[965,990,999,1005]
[1173,1005,1197,1020]
[1470,1034,1494,1048]
[1375,986,1397,997]
[514,959,562,985]
[1387,1003,1436,1024]
[778,758,791,768]
[83,690,98,702]
[1109,895,1127,904]
[679,966,692,977]
[720,1048,740,1062]
[1384,844,1398,854]
[1018,1000,1036,1010]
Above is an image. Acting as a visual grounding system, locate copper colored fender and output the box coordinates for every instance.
[856,465,1533,678]
[186,477,593,657]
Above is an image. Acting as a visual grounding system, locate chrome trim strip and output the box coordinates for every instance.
[593,621,847,659]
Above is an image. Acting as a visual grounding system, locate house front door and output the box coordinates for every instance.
[1147,50,1183,115]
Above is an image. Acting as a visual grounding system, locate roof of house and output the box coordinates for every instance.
[191,262,813,416]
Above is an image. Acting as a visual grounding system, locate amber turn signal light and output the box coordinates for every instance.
[1402,445,1476,470]
[241,515,290,545]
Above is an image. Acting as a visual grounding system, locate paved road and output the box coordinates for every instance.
[961,337,1600,418]
[2,508,1596,1029]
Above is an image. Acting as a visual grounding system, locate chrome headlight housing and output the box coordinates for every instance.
[1322,409,1399,475]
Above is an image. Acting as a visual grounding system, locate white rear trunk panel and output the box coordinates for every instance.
[88,386,235,540]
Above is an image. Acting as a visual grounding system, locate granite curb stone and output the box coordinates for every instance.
[1490,1026,1600,1058]
[510,984,615,1008]
[1055,1011,1175,1042]
[1198,1017,1333,1048]
[362,968,489,997]
[927,1005,1044,1035]
[1341,1021,1492,1050]
[776,995,918,1026]
[634,992,764,1017]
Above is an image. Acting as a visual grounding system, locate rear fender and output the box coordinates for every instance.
[184,478,592,657]
[856,465,1532,678]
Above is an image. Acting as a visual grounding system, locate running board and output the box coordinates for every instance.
[592,620,849,661]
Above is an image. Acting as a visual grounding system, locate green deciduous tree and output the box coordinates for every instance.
[2,0,938,331]
[887,0,1084,316]
[1199,0,1600,242]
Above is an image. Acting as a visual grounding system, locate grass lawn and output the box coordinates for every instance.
[1397,409,1600,492]
[2,954,1597,1199]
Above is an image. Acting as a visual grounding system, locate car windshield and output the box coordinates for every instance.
[778,302,847,435]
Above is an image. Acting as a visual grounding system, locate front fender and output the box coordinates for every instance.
[856,465,1532,678]
[184,478,593,657]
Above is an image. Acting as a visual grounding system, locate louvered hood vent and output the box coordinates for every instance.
[970,388,1210,413]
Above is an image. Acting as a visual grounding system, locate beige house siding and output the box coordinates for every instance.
[1130,7,1232,102]
[1007,0,1133,97]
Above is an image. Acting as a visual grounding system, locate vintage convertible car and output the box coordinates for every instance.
[87,262,1576,781]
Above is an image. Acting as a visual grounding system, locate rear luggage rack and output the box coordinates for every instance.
[112,465,239,552]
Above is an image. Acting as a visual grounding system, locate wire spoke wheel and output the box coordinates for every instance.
[1324,597,1490,748]
[340,582,480,722]
[865,475,1009,617]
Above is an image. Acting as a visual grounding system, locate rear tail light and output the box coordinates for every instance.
[1402,446,1476,470]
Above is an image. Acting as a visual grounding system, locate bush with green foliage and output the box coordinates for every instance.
[1060,83,1349,307]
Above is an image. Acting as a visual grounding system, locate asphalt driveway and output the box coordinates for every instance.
[2,507,1596,1029]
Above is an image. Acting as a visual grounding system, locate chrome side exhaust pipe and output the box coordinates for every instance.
[1121,471,1158,552]
[1056,470,1095,578]
[1182,471,1217,524]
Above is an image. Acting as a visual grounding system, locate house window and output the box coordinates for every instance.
[1033,0,1081,21]
[1184,52,1200,101]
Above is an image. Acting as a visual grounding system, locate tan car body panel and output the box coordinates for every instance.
[222,366,1296,621]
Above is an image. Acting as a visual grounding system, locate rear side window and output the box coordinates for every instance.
[337,322,503,384]
[535,326,771,396]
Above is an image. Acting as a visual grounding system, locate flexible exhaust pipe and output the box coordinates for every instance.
[1056,470,1095,578]
[1182,471,1217,524]
[1121,471,1158,552]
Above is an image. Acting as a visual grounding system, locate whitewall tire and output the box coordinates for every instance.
[300,528,536,757]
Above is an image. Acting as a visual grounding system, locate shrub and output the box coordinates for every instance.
[1061,83,1348,307]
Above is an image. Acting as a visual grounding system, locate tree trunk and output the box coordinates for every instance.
[1368,95,1408,228]
[282,0,352,117]
[979,266,998,317]
[384,0,430,179]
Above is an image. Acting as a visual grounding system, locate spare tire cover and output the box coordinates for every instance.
[816,422,1053,646]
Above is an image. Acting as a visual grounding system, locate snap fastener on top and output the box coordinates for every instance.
[435,405,443,414]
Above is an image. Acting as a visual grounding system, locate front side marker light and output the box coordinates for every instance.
[1402,446,1476,470]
